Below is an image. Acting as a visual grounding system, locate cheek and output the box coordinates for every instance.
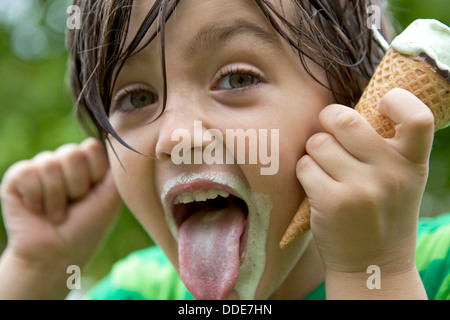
[265,147,304,245]
[251,89,328,296]
[106,124,159,210]
[263,101,322,213]
[107,141,178,259]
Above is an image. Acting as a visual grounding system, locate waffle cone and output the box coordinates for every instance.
[280,48,450,249]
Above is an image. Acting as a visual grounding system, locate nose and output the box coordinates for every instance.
[155,104,210,162]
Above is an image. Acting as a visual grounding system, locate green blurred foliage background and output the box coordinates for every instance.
[0,0,449,291]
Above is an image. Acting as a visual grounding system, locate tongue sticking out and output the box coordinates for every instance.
[178,204,246,300]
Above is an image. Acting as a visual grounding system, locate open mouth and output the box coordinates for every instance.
[172,188,248,225]
[162,176,251,300]
[170,187,249,259]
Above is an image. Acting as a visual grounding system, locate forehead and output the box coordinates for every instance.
[129,0,271,25]
[126,0,292,49]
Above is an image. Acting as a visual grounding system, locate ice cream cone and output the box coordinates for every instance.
[280,48,450,249]
[356,49,450,136]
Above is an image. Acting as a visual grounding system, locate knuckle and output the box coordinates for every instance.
[359,170,402,205]
[3,160,34,181]
[41,159,61,176]
[407,111,435,131]
[3,160,31,178]
[1,161,34,191]
[336,185,378,213]
[32,151,54,163]
[82,137,105,155]
[307,132,333,152]
[33,152,61,175]
[82,138,108,163]
[363,183,385,205]
[296,154,314,178]
[334,109,360,129]
[378,167,412,197]
[57,144,87,167]
[297,155,312,172]
[56,143,81,156]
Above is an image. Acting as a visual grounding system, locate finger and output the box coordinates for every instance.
[319,104,387,163]
[1,161,43,213]
[305,132,360,182]
[80,138,109,184]
[33,152,67,223]
[377,88,435,164]
[63,168,121,240]
[56,144,90,201]
[296,154,338,202]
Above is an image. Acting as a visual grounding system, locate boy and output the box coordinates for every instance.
[0,0,449,299]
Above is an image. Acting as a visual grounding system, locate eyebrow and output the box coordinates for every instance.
[120,21,283,71]
[185,21,283,59]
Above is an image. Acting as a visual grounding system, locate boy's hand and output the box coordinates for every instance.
[297,89,434,290]
[0,138,121,298]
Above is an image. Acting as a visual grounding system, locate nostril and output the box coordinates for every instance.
[155,145,172,161]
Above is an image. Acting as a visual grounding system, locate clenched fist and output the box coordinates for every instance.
[0,138,121,299]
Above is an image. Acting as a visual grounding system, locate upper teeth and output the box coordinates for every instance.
[174,188,230,205]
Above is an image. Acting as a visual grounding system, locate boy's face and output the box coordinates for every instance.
[107,0,332,299]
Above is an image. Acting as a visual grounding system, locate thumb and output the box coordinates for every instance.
[377,88,435,164]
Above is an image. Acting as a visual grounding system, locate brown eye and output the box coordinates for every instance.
[215,68,263,91]
[130,90,157,108]
[228,73,255,89]
[113,88,159,113]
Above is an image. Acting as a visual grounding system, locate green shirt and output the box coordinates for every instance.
[86,213,450,300]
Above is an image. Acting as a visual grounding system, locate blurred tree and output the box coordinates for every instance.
[389,0,450,30]
[0,0,153,284]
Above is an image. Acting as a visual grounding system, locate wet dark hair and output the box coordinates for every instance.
[67,0,393,150]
